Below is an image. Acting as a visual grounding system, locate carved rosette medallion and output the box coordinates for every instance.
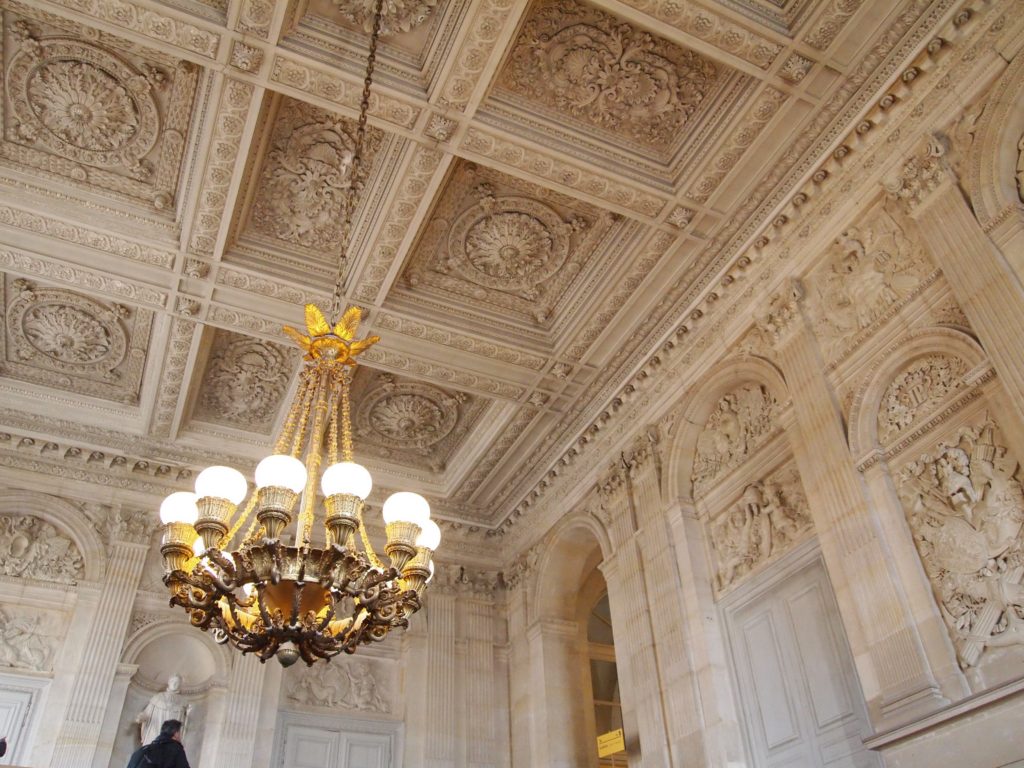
[878,355,969,445]
[193,330,298,432]
[498,0,720,149]
[896,419,1024,667]
[693,384,778,494]
[708,463,812,593]
[1,280,149,402]
[356,374,461,452]
[2,15,197,208]
[248,99,383,252]
[330,0,437,34]
[8,23,160,177]
[447,194,575,292]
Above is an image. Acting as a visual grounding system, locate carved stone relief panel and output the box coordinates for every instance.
[1,7,199,209]
[896,418,1024,668]
[708,462,812,594]
[877,354,969,446]
[244,97,384,257]
[0,277,152,403]
[284,657,394,714]
[692,383,778,495]
[493,0,731,159]
[0,604,66,672]
[0,514,83,584]
[400,161,619,329]
[805,201,937,365]
[191,329,299,434]
[350,369,487,472]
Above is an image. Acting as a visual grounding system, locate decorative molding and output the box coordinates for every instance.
[438,0,517,110]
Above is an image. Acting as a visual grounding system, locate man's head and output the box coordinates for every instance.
[159,719,182,742]
[167,674,182,693]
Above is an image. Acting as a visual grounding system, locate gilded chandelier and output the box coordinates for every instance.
[156,0,440,667]
[158,305,440,666]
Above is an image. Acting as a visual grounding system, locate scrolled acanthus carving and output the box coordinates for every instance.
[709,465,812,592]
[249,100,382,250]
[0,514,84,583]
[692,384,777,494]
[195,331,297,431]
[896,419,1024,668]
[877,355,969,445]
[499,0,718,147]
[330,0,437,34]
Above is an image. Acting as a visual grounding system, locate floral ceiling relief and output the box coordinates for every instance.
[709,463,812,593]
[0,278,151,403]
[2,14,199,208]
[402,163,617,328]
[896,419,1024,668]
[329,0,437,34]
[192,329,299,433]
[806,202,936,364]
[350,369,486,473]
[496,0,722,151]
[248,98,384,252]
[877,354,969,445]
[692,383,778,494]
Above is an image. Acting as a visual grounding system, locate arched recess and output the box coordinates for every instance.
[965,51,1024,228]
[530,510,610,625]
[0,489,107,582]
[847,326,989,459]
[120,619,232,685]
[664,354,789,504]
[522,510,617,768]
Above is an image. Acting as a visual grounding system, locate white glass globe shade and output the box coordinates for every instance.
[192,537,206,557]
[255,454,307,493]
[415,518,441,551]
[195,465,247,505]
[321,461,372,500]
[159,492,198,525]
[382,492,430,527]
[427,561,435,584]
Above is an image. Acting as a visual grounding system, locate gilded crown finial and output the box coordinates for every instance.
[283,304,380,363]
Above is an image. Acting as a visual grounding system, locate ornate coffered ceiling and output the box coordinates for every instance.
[0,0,982,549]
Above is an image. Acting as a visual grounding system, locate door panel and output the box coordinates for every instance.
[726,557,881,768]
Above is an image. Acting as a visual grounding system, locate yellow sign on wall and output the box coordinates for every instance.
[597,728,625,757]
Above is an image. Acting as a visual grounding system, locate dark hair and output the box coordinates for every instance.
[159,720,182,739]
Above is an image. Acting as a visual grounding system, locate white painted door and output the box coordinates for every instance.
[280,723,393,768]
[725,556,881,768]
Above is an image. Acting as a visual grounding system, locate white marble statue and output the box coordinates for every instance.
[136,673,191,745]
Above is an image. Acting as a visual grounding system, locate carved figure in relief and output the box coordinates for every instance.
[0,514,84,583]
[0,613,50,670]
[136,674,191,746]
[897,419,1024,667]
[692,384,777,493]
[809,205,932,358]
[710,471,812,591]
[288,660,390,713]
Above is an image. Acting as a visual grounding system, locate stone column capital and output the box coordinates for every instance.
[883,134,956,216]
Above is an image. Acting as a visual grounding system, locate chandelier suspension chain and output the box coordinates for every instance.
[330,0,387,319]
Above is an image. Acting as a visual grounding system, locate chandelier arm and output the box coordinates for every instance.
[299,367,331,546]
[218,492,259,550]
[357,512,386,569]
[340,367,355,462]
[276,371,315,456]
[290,369,318,457]
[329,0,386,318]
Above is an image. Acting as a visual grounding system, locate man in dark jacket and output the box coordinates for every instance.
[126,719,190,768]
